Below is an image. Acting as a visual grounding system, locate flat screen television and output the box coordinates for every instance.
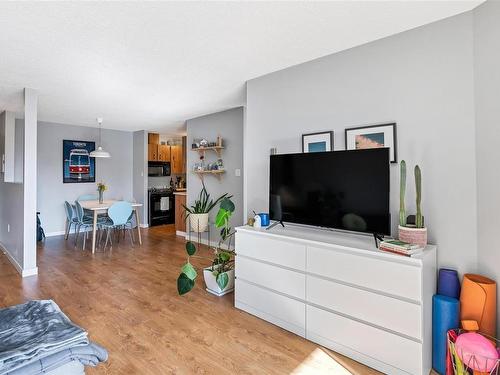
[269,148,391,235]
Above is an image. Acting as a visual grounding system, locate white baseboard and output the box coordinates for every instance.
[176,230,186,237]
[140,224,149,228]
[45,228,91,237]
[0,242,38,277]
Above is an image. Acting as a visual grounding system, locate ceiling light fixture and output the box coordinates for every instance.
[90,117,111,158]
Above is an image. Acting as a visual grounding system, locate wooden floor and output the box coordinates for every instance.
[0,225,382,375]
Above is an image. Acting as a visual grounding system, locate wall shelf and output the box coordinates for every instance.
[192,146,224,158]
[193,169,226,181]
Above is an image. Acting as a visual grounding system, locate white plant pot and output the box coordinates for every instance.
[189,213,209,233]
[203,267,235,297]
[398,225,428,248]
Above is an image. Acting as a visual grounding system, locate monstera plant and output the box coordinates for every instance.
[177,195,236,296]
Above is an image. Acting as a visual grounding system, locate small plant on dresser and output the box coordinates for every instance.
[177,195,236,296]
[398,160,428,247]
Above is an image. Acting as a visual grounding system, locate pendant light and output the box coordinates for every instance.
[90,117,111,158]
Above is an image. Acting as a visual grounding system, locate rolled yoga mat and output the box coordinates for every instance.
[460,274,497,337]
[433,295,460,375]
[438,268,461,299]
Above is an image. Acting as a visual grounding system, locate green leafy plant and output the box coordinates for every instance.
[399,160,406,227]
[177,195,236,295]
[182,182,227,217]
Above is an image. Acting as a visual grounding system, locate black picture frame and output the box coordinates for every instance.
[62,140,96,183]
[344,123,397,163]
[302,131,334,153]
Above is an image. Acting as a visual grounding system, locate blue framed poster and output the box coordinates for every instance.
[63,140,96,183]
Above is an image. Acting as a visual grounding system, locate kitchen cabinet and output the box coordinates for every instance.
[171,145,183,174]
[148,133,159,145]
[174,193,186,233]
[148,143,158,161]
[158,144,171,162]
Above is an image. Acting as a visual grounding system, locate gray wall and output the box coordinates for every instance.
[474,0,500,335]
[187,107,244,242]
[245,12,477,276]
[0,118,24,267]
[133,130,148,225]
[37,121,134,234]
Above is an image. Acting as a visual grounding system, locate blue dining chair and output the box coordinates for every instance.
[74,201,107,249]
[100,201,133,250]
[64,201,78,240]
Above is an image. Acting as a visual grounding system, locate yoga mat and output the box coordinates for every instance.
[433,295,460,375]
[460,274,497,337]
[438,268,461,299]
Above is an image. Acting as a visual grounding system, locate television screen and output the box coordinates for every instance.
[269,148,390,235]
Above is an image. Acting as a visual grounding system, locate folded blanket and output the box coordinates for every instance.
[4,343,108,375]
[0,300,90,374]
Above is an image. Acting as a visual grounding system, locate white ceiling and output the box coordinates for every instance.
[0,1,482,133]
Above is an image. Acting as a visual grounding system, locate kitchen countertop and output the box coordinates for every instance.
[173,191,187,196]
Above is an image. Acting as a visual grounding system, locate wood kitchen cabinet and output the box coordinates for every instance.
[148,143,158,161]
[148,133,159,145]
[175,193,186,233]
[158,144,171,162]
[171,145,183,174]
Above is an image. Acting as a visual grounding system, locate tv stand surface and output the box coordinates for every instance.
[234,224,436,375]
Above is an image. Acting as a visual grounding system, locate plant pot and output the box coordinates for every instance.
[203,267,234,297]
[398,225,428,247]
[189,213,209,232]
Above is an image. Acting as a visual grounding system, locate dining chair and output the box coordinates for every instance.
[64,201,78,240]
[74,201,106,250]
[100,201,134,250]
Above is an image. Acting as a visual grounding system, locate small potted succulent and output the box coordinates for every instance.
[398,160,427,247]
[177,195,236,296]
[182,183,226,233]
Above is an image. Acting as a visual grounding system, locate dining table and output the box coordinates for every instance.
[79,199,143,253]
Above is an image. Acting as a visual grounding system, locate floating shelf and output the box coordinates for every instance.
[193,169,226,181]
[192,146,224,158]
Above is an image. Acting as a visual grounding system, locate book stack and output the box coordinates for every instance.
[379,240,423,257]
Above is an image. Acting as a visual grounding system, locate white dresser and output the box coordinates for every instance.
[234,225,436,375]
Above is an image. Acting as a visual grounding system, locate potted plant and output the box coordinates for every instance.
[177,195,236,296]
[182,183,226,233]
[97,182,107,204]
[398,160,427,247]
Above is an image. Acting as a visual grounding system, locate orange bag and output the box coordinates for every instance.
[459,274,497,337]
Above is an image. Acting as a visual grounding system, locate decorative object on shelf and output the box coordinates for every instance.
[199,139,209,147]
[302,131,333,153]
[398,160,428,247]
[178,194,236,296]
[345,123,397,162]
[90,118,111,158]
[97,182,107,204]
[182,183,227,233]
[62,140,96,183]
[438,269,461,299]
[432,294,460,375]
[258,213,270,227]
[460,274,497,337]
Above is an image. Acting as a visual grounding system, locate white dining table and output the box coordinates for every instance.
[79,199,143,253]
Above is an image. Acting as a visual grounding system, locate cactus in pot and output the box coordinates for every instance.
[399,160,406,227]
[415,165,423,228]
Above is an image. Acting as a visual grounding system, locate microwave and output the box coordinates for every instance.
[148,161,171,177]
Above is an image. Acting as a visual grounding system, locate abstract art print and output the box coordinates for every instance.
[345,123,397,162]
[302,131,334,153]
[62,140,96,183]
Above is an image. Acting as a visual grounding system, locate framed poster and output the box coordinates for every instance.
[63,140,96,183]
[345,123,397,163]
[302,131,334,153]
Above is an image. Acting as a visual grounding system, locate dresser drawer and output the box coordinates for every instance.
[307,305,422,375]
[307,245,422,301]
[235,279,305,336]
[236,232,306,270]
[307,275,421,340]
[236,256,305,299]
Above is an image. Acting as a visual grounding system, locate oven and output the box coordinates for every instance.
[148,161,171,177]
[149,189,175,226]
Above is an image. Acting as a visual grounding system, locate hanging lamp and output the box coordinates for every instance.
[90,117,111,158]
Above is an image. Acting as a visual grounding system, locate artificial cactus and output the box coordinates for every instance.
[399,160,406,227]
[415,165,423,228]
